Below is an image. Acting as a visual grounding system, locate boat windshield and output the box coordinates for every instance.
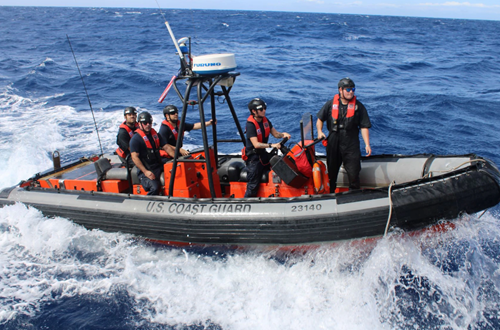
[300,112,314,144]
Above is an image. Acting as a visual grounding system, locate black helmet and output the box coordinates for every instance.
[137,111,153,124]
[124,106,137,115]
[248,98,267,112]
[163,105,178,116]
[338,77,355,89]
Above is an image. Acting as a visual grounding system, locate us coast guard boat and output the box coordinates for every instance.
[1,34,499,248]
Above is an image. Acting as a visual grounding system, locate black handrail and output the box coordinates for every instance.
[167,72,241,198]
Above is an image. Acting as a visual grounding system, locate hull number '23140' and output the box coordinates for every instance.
[146,202,252,215]
[291,204,322,212]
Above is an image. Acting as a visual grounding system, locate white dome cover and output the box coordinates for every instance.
[192,53,237,75]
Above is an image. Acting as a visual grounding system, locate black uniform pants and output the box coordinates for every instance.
[326,133,361,192]
[244,153,270,198]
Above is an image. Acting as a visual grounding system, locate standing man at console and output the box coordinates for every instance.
[130,111,175,195]
[116,106,139,168]
[244,98,291,197]
[316,77,372,192]
[159,105,215,156]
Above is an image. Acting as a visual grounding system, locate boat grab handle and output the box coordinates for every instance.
[384,180,395,236]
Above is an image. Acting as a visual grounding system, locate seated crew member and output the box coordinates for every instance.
[159,104,215,156]
[129,111,175,195]
[316,77,372,192]
[244,98,291,198]
[116,106,139,168]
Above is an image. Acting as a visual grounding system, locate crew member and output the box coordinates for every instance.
[129,112,175,195]
[158,105,215,156]
[116,106,139,168]
[244,98,291,198]
[316,77,372,192]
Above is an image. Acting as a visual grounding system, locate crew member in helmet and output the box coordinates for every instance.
[129,111,175,195]
[316,77,372,192]
[244,98,291,198]
[116,106,139,168]
[159,104,215,156]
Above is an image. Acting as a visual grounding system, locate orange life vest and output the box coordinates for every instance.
[242,115,271,160]
[136,128,169,158]
[116,122,139,158]
[247,115,270,142]
[322,95,357,147]
[161,120,183,141]
[331,94,356,120]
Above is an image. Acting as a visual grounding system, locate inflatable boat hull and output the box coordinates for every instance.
[1,154,499,246]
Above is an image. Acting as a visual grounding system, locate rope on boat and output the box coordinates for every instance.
[384,180,395,237]
[478,209,488,219]
[423,158,487,178]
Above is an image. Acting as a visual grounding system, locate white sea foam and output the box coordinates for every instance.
[0,87,125,188]
[0,87,205,189]
[1,201,499,329]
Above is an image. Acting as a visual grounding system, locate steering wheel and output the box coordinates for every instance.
[273,137,290,155]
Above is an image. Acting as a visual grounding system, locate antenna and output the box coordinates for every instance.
[66,35,104,157]
[155,0,191,74]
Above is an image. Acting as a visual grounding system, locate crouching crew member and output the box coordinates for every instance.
[130,111,175,195]
[244,98,291,198]
[159,105,215,156]
[116,106,139,168]
[316,77,372,192]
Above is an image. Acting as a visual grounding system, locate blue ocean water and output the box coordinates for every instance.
[1,6,500,329]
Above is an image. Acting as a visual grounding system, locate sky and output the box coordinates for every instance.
[1,0,500,21]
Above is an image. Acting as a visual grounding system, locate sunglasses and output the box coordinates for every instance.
[140,121,152,125]
[344,87,356,92]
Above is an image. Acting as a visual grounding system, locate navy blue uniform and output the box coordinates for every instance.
[129,130,168,195]
[116,125,138,167]
[244,118,273,198]
[158,121,195,148]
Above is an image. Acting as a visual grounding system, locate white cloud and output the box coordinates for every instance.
[377,2,402,8]
[418,2,500,8]
[298,0,363,6]
[305,0,325,4]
